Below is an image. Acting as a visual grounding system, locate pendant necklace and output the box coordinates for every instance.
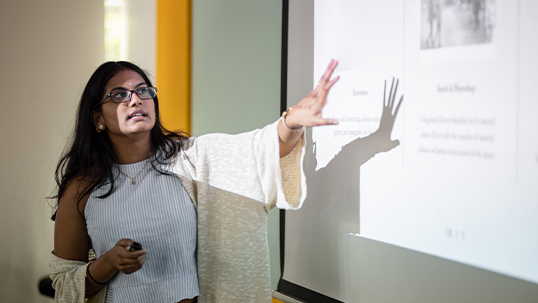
[117,159,150,185]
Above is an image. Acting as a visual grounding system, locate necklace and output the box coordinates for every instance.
[117,159,150,185]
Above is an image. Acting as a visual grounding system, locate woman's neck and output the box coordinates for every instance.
[110,134,152,164]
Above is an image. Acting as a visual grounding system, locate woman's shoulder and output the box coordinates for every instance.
[60,175,98,213]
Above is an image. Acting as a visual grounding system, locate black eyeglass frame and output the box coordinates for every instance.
[94,87,158,110]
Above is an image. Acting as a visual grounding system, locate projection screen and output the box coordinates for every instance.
[280,1,538,302]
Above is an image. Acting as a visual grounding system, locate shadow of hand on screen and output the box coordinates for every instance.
[370,78,403,152]
[292,78,403,296]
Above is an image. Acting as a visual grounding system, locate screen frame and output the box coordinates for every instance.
[276,1,342,302]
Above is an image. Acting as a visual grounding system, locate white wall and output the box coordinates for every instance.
[0,1,282,301]
[191,0,283,289]
[0,1,104,302]
[126,0,156,82]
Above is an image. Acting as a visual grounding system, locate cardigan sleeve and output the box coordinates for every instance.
[176,119,306,211]
[49,253,107,303]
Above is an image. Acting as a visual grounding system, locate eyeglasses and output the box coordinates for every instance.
[96,87,157,108]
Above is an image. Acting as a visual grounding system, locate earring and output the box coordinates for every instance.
[96,124,105,133]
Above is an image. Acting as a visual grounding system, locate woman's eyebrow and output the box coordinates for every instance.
[134,82,148,88]
[110,82,148,91]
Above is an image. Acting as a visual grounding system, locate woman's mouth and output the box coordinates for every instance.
[128,110,147,120]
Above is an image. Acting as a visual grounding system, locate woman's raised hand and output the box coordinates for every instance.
[107,238,148,274]
[285,59,340,129]
[278,59,340,157]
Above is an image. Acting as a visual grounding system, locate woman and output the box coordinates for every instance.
[50,60,339,303]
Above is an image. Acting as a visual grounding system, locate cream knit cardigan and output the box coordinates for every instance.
[50,120,306,303]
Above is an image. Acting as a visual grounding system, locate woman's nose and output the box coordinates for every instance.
[128,92,142,106]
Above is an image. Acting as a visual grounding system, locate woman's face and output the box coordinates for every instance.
[95,69,156,141]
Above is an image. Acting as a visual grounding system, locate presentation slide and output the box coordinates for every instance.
[283,1,538,301]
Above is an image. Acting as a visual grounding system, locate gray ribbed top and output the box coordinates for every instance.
[84,158,198,303]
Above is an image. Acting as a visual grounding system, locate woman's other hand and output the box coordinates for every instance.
[106,238,148,274]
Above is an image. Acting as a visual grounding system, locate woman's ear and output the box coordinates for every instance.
[92,111,100,126]
[92,111,106,131]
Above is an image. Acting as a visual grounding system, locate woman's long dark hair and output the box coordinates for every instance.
[51,61,189,220]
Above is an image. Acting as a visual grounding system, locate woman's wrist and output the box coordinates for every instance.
[281,107,304,131]
[87,263,108,285]
[87,252,117,285]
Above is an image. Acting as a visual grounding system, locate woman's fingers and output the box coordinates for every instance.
[118,257,142,266]
[325,76,340,91]
[319,59,338,86]
[119,263,144,274]
[109,241,148,274]
[117,250,147,274]
[312,116,338,126]
[124,248,148,259]
[116,238,133,248]
[314,67,340,110]
[292,59,339,128]
[310,59,339,99]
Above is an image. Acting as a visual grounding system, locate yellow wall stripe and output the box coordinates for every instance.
[156,0,191,134]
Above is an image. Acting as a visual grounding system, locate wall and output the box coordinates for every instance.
[191,0,283,289]
[127,0,156,80]
[0,1,104,302]
[0,1,284,301]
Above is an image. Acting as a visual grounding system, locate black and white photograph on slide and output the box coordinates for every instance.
[421,0,496,49]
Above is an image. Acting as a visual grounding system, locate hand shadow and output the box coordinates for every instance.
[283,78,403,297]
